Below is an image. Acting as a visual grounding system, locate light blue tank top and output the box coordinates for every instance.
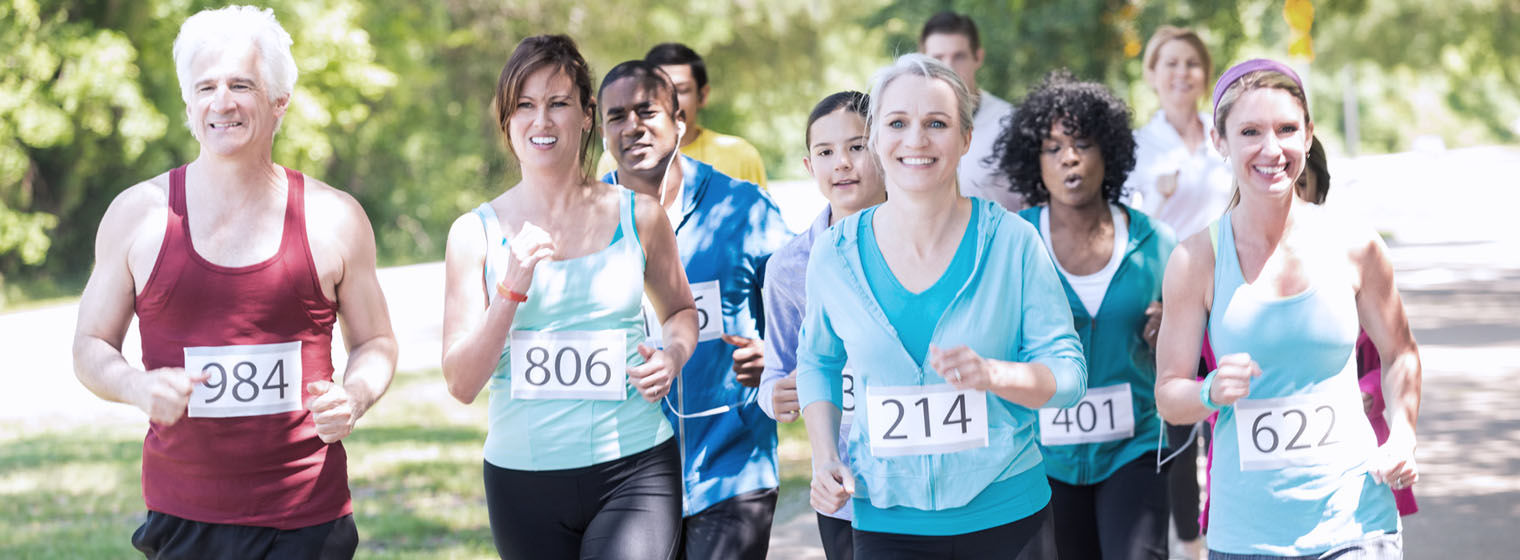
[478,189,674,471]
[1206,212,1398,556]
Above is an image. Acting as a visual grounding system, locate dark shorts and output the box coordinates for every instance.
[680,487,779,560]
[131,510,357,560]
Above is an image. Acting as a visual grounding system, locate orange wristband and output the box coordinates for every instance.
[496,282,528,302]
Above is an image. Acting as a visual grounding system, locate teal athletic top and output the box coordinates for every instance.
[852,203,1051,535]
[1019,205,1176,485]
[796,199,1087,536]
[1206,210,1399,556]
[477,188,674,471]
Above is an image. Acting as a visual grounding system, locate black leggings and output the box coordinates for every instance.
[680,487,778,560]
[484,438,681,560]
[1048,454,1170,560]
[816,513,854,560]
[853,504,1057,559]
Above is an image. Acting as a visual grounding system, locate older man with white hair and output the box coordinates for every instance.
[72,6,397,558]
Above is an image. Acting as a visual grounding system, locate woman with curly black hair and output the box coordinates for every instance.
[994,71,1177,560]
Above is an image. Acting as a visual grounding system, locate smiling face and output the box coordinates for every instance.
[1214,87,1313,200]
[1148,39,1207,111]
[185,41,286,157]
[805,109,885,216]
[505,66,592,172]
[872,74,969,196]
[600,76,681,179]
[1039,120,1106,209]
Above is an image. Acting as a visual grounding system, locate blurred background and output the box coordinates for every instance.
[2,0,1517,307]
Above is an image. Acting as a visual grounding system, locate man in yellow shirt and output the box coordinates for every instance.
[598,43,767,187]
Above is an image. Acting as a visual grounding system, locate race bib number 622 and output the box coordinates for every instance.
[866,385,988,457]
[1234,390,1371,471]
[185,341,302,418]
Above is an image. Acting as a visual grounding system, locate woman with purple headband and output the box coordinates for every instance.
[1153,59,1422,559]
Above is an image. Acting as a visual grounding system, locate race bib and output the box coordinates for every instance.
[510,330,627,401]
[1039,383,1136,445]
[840,366,857,425]
[640,280,724,348]
[186,341,303,418]
[866,384,988,457]
[1234,390,1372,471]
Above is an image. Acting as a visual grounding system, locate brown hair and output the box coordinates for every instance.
[1214,70,1312,207]
[1142,26,1212,83]
[493,35,598,177]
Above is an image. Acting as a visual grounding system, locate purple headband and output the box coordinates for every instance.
[1211,58,1304,116]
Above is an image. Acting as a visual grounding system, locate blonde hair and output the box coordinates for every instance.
[1142,26,1212,90]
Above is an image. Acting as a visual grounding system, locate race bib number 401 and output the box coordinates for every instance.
[1039,384,1136,446]
[1234,390,1372,471]
[185,341,302,419]
[510,330,627,401]
[866,384,988,457]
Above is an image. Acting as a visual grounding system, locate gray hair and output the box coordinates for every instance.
[865,53,976,148]
[172,5,298,106]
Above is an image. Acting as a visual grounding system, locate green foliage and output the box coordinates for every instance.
[1,0,1515,305]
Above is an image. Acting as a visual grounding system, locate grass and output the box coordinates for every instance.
[0,369,817,558]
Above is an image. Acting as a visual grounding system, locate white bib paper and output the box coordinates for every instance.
[1039,383,1136,446]
[1234,390,1373,471]
[186,341,303,418]
[865,384,988,457]
[510,330,628,401]
[640,280,724,348]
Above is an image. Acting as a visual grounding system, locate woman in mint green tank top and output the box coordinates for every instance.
[438,35,699,560]
[1154,59,1422,559]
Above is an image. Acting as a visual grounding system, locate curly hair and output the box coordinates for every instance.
[992,70,1136,206]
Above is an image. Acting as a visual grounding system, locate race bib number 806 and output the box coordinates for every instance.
[510,330,627,401]
[185,341,302,419]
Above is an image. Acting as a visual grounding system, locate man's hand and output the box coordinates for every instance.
[723,334,764,387]
[305,381,358,443]
[134,367,211,425]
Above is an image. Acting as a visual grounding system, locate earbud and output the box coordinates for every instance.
[676,121,686,140]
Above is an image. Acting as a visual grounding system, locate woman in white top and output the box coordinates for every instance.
[1125,26,1232,240]
[1125,26,1228,559]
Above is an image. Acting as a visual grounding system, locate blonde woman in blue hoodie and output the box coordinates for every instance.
[795,54,1087,559]
[996,71,1177,559]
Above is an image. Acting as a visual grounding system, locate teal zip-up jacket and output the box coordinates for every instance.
[796,199,1087,512]
[1019,205,1176,485]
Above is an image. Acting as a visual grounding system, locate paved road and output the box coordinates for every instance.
[5,147,1517,557]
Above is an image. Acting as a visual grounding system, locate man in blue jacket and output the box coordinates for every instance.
[598,60,792,560]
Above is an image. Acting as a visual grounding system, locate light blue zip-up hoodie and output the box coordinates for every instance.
[796,198,1087,512]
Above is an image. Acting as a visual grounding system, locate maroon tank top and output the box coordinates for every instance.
[135,165,349,529]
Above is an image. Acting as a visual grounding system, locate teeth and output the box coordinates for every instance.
[901,157,933,166]
[530,136,557,145]
[209,122,242,129]
[1254,164,1286,174]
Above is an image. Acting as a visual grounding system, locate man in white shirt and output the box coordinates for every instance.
[920,11,1024,212]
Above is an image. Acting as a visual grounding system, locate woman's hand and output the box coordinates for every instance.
[500,221,556,294]
[810,457,855,514]
[1208,353,1262,407]
[627,344,677,402]
[1142,301,1163,349]
[1371,434,1419,491]
[929,345,994,391]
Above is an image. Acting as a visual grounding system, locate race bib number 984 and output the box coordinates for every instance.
[510,330,627,401]
[1234,390,1371,471]
[1039,384,1136,446]
[185,341,302,418]
[866,385,988,457]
